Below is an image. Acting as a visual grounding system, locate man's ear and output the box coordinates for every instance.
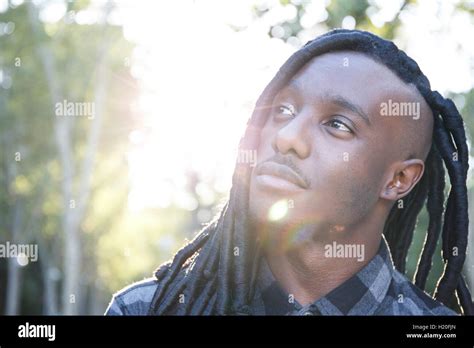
[380,159,425,201]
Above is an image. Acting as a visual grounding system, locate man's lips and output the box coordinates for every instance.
[255,161,309,190]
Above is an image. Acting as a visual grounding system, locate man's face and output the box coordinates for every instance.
[248,51,432,246]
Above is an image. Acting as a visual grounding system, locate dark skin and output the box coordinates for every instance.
[248,51,434,305]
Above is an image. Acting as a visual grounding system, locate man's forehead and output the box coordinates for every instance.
[283,51,429,114]
[290,51,408,92]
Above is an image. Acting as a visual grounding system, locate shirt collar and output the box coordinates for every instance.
[253,236,395,315]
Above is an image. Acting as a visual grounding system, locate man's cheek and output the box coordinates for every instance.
[323,170,373,220]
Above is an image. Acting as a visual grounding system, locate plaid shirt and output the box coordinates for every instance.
[105,237,457,316]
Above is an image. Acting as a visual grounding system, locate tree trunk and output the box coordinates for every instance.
[36,236,59,315]
[27,1,113,314]
[5,199,23,315]
[466,187,474,300]
[27,2,77,314]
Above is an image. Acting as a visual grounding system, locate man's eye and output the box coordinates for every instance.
[325,119,353,133]
[275,104,296,119]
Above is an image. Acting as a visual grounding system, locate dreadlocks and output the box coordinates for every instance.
[148,29,473,315]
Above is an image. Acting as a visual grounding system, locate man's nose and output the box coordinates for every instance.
[272,110,312,159]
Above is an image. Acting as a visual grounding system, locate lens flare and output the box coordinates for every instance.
[268,199,290,221]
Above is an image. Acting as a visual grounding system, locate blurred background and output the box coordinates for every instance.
[0,0,473,315]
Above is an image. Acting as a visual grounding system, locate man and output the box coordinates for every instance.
[106,29,473,315]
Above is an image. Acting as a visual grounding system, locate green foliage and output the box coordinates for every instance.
[0,1,137,314]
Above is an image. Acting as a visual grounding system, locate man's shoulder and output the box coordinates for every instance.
[105,278,158,315]
[376,269,458,315]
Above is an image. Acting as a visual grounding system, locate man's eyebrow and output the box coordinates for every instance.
[285,80,371,126]
[328,94,371,126]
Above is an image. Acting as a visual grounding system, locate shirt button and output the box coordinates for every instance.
[203,269,212,279]
[303,311,313,316]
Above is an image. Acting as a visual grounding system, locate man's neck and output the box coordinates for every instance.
[261,219,384,306]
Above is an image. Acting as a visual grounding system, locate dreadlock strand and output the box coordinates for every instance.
[231,172,256,313]
[457,276,474,315]
[179,202,230,314]
[415,147,445,289]
[428,98,469,305]
[148,230,211,314]
[387,185,420,270]
[188,275,217,315]
[397,175,429,273]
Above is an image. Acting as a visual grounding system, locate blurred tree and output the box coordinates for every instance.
[0,0,136,314]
